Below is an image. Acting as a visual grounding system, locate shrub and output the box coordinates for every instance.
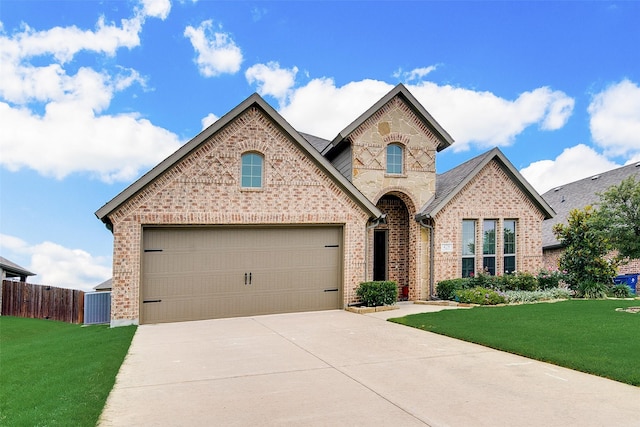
[469,272,497,289]
[435,278,469,300]
[575,281,609,299]
[504,288,571,304]
[356,281,398,307]
[537,269,563,290]
[610,284,633,298]
[514,272,538,291]
[455,287,506,305]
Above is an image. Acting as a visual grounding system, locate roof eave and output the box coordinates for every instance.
[420,148,556,220]
[95,93,382,223]
[325,84,454,157]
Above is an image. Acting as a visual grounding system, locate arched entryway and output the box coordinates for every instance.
[373,193,414,300]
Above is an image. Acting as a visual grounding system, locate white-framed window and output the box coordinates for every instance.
[462,220,476,277]
[386,144,403,174]
[503,220,516,274]
[241,152,263,188]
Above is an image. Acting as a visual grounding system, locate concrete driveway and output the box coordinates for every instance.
[99,303,639,426]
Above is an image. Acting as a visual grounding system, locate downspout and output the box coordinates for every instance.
[416,213,435,300]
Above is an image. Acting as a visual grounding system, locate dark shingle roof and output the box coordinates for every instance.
[0,256,35,277]
[299,132,331,153]
[541,162,640,248]
[419,148,554,220]
[94,278,112,291]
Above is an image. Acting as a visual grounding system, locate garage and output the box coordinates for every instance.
[141,226,343,324]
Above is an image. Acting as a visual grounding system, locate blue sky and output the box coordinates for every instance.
[1,0,639,291]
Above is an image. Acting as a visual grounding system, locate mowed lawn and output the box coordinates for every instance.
[0,316,136,426]
[390,299,640,386]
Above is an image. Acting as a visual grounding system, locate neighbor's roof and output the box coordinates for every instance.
[323,84,454,157]
[0,256,35,277]
[541,161,640,249]
[418,147,555,220]
[95,93,383,224]
[94,278,112,291]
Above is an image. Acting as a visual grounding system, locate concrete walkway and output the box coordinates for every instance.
[99,303,639,426]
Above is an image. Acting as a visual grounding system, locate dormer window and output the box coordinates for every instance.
[241,152,263,188]
[386,144,403,174]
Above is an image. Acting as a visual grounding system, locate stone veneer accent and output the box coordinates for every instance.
[345,97,436,301]
[106,107,371,325]
[432,161,546,285]
[350,97,438,209]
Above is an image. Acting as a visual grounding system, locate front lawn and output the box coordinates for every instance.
[0,316,136,426]
[390,299,640,386]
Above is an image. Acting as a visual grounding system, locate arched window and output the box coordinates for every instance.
[241,152,263,188]
[386,144,403,174]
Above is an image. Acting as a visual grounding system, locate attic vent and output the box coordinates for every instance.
[553,186,563,192]
[636,162,640,167]
[591,175,600,180]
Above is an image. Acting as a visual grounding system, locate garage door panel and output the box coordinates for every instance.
[142,227,342,324]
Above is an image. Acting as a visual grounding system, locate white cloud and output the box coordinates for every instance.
[393,65,438,82]
[271,72,574,148]
[139,0,172,20]
[588,79,640,158]
[0,234,111,292]
[0,3,182,182]
[245,62,298,106]
[279,78,393,139]
[520,144,619,193]
[409,82,574,151]
[1,101,182,182]
[201,112,219,130]
[184,20,243,77]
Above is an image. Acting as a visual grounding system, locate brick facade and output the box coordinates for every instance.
[106,107,371,325]
[431,161,546,285]
[101,87,554,325]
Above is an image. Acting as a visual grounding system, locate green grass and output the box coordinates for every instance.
[0,316,136,426]
[390,299,640,386]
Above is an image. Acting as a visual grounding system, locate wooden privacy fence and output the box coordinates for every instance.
[1,280,84,324]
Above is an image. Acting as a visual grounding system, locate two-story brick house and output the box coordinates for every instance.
[96,84,554,326]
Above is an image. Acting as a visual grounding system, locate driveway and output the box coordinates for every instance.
[99,303,639,426]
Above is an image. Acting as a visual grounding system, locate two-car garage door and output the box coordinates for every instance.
[141,227,343,324]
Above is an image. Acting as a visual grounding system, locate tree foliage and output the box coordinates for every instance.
[592,176,640,260]
[553,206,617,288]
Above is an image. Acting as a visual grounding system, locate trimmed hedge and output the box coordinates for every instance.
[356,281,398,307]
[455,287,506,305]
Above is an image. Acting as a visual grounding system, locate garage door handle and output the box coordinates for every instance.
[143,299,162,303]
[244,273,247,285]
[324,288,339,292]
[249,272,252,285]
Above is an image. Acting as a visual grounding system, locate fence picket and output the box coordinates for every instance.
[1,280,84,324]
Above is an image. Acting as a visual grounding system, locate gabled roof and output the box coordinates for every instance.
[95,93,383,225]
[299,132,331,153]
[541,161,640,249]
[323,84,454,157]
[0,256,35,277]
[418,147,555,220]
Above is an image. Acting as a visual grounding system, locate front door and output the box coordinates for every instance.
[373,229,387,281]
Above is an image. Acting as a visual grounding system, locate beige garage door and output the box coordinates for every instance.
[141,227,343,324]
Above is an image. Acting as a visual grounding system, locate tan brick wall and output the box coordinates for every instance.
[107,107,371,325]
[432,161,546,284]
[350,97,438,210]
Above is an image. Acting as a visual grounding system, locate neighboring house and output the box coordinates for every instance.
[0,256,35,282]
[542,162,640,274]
[0,256,36,316]
[94,278,112,292]
[96,84,553,326]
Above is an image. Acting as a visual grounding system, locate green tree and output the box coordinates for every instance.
[593,176,640,261]
[553,206,617,288]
